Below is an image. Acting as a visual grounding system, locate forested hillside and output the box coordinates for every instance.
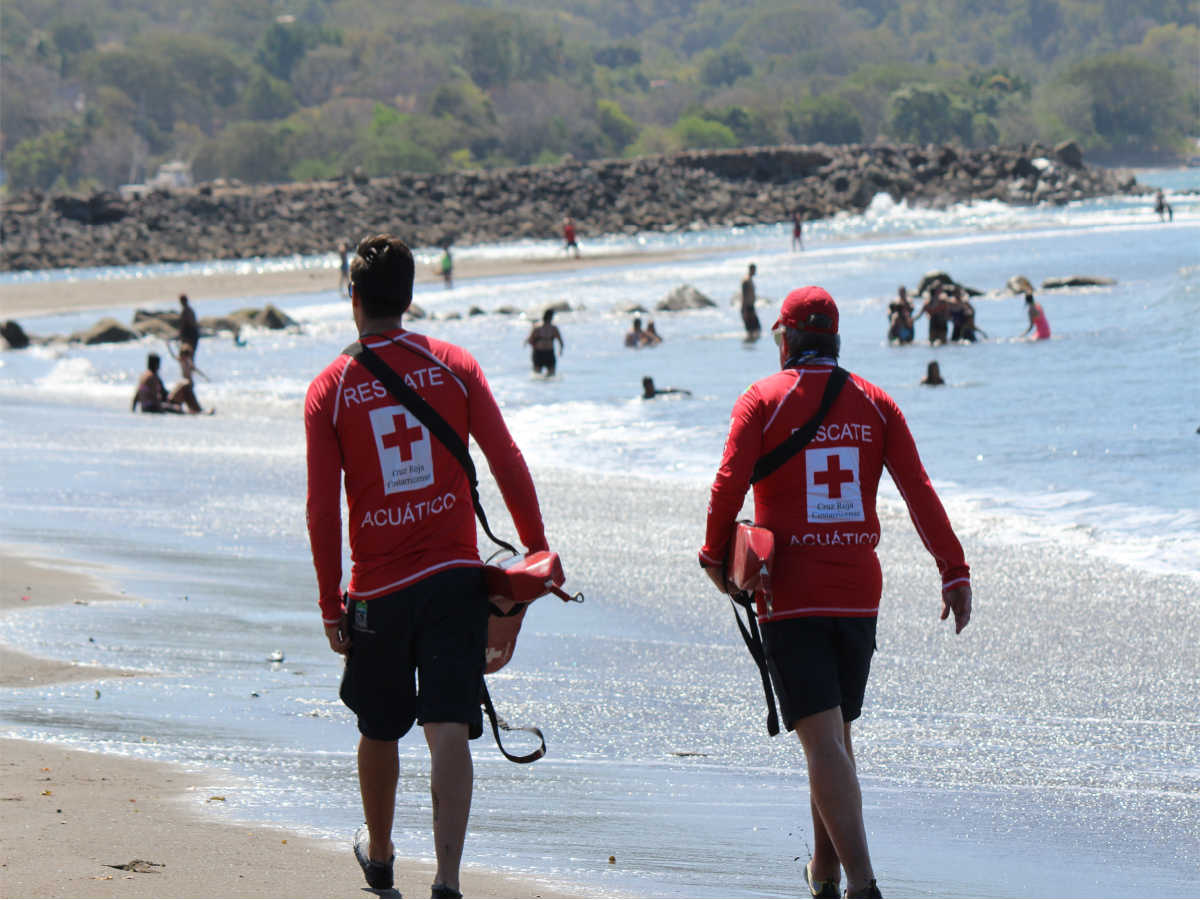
[2,0,1197,192]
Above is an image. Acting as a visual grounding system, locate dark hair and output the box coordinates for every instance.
[543,309,554,324]
[1024,292,1034,304]
[350,234,415,318]
[632,317,642,328]
[147,353,161,371]
[784,326,840,360]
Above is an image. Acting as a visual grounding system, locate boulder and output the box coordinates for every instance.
[657,284,716,311]
[407,303,427,319]
[544,300,572,314]
[71,317,139,345]
[468,306,486,316]
[1041,275,1116,289]
[1054,141,1084,169]
[132,317,179,339]
[1,320,30,349]
[255,304,296,329]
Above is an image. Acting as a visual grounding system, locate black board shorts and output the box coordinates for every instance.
[531,348,556,371]
[761,616,877,728]
[340,566,488,741]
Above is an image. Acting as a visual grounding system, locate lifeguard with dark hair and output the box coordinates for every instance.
[306,233,550,898]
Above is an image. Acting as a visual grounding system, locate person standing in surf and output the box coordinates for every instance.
[525,308,564,375]
[1021,292,1051,340]
[305,234,551,898]
[741,263,762,340]
[177,293,199,358]
[698,287,972,900]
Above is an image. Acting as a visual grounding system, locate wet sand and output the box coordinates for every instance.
[0,246,711,319]
[0,548,573,898]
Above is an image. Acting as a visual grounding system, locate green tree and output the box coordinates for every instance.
[6,119,89,189]
[193,122,290,183]
[786,95,864,144]
[1057,52,1186,153]
[596,99,640,153]
[242,69,299,121]
[50,19,94,75]
[886,83,974,144]
[672,114,738,149]
[699,46,752,87]
[256,21,309,81]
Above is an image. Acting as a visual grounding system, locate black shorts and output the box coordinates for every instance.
[531,348,556,371]
[761,616,877,728]
[339,566,488,741]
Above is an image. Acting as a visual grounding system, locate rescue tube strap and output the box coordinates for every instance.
[481,677,546,764]
[346,341,519,557]
[729,591,780,736]
[750,367,849,484]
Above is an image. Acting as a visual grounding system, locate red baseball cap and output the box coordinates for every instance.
[772,286,839,334]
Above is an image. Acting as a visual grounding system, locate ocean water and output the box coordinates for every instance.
[0,170,1197,897]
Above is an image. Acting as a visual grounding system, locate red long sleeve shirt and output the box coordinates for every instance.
[700,361,969,621]
[305,329,548,625]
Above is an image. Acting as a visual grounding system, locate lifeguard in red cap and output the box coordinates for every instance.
[699,286,973,899]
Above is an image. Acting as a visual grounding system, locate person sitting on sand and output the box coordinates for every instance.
[131,353,183,413]
[920,361,945,386]
[525,308,564,375]
[1021,292,1051,340]
[642,376,692,399]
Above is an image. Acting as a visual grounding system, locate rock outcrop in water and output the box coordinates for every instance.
[2,141,1140,273]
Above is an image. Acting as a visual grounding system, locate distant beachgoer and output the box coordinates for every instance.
[1154,189,1174,223]
[563,216,580,258]
[913,289,951,344]
[167,343,206,413]
[948,287,987,342]
[741,264,761,340]
[642,376,692,399]
[439,246,454,289]
[178,294,199,356]
[625,317,647,348]
[339,243,351,291]
[131,353,182,414]
[1022,292,1051,340]
[643,320,663,346]
[887,286,915,344]
[526,308,564,374]
[920,361,945,386]
[792,211,804,251]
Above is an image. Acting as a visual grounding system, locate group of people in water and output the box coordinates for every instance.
[889,278,1051,348]
[131,294,210,414]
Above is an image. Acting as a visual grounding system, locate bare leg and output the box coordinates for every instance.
[424,722,473,891]
[809,721,856,883]
[795,708,874,893]
[358,736,398,863]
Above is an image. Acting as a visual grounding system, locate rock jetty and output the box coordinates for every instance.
[2,141,1139,273]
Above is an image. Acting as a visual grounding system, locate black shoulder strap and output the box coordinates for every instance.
[750,367,849,485]
[346,340,518,557]
[481,678,546,764]
[729,592,780,736]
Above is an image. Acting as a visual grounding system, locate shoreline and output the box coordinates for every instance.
[0,545,575,898]
[0,245,718,320]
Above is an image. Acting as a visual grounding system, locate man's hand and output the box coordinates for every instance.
[325,621,350,655]
[702,562,735,596]
[940,584,972,634]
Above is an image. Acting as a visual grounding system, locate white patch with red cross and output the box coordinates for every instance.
[805,446,864,522]
[370,405,434,494]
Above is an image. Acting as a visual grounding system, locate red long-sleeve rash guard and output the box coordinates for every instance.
[700,363,969,621]
[306,329,548,625]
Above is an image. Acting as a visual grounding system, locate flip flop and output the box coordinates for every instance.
[353,824,395,890]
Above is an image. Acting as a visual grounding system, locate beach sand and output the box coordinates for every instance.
[0,555,573,898]
[0,246,711,319]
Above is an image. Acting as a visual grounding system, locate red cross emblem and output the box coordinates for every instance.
[380,413,424,461]
[813,454,854,498]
